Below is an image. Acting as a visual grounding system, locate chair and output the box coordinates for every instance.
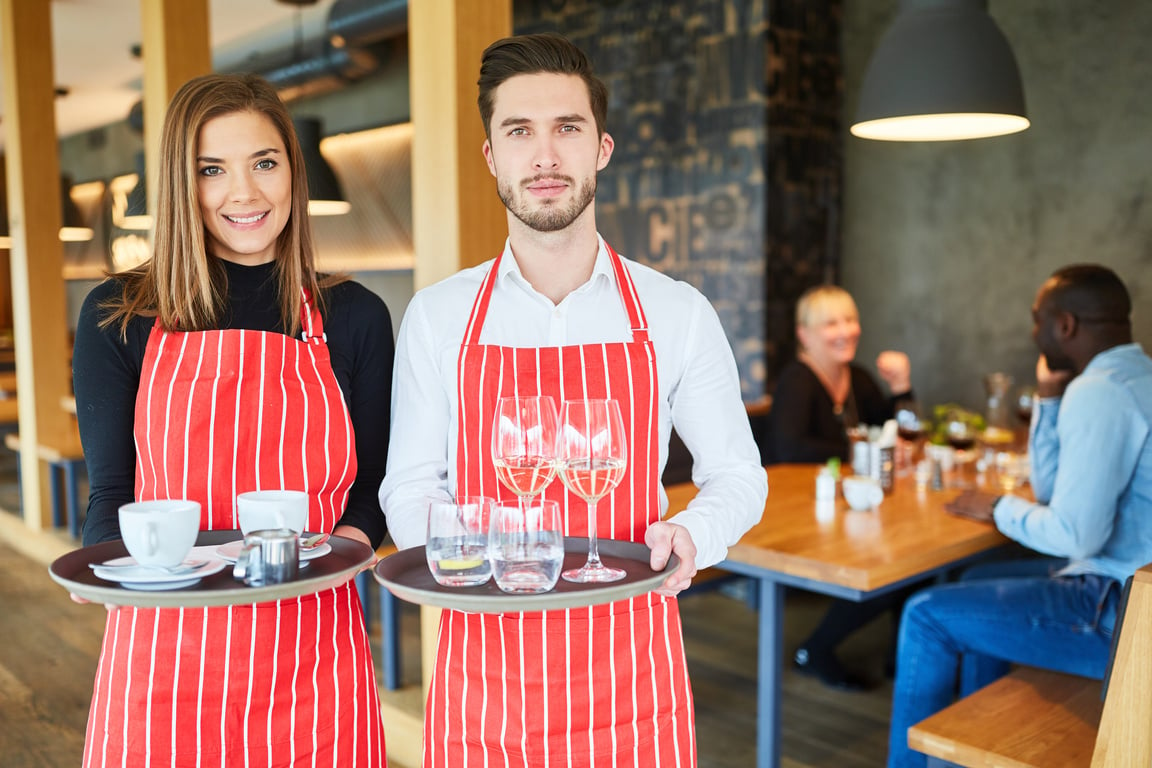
[907,566,1152,767]
[5,428,86,538]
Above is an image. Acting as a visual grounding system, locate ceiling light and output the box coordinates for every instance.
[850,0,1029,142]
[293,117,351,216]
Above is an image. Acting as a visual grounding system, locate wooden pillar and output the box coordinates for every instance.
[139,0,211,220]
[381,3,511,760]
[0,0,72,529]
[409,0,511,290]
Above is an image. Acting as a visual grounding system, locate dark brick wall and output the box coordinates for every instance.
[514,0,841,398]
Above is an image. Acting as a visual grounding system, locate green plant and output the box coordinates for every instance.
[928,404,986,445]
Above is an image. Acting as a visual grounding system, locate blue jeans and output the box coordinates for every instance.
[886,557,1120,768]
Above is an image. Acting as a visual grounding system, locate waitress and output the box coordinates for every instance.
[380,34,767,765]
[72,74,391,766]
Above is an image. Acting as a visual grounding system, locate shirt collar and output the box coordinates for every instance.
[1084,342,1144,373]
[496,234,614,295]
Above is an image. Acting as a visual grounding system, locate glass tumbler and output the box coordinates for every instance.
[426,496,494,587]
[489,499,564,594]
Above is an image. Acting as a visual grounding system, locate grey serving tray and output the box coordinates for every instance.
[374,537,679,613]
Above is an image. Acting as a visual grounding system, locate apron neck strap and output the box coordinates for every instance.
[463,243,650,345]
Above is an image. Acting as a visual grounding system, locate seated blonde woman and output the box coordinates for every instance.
[767,284,911,464]
[766,284,915,690]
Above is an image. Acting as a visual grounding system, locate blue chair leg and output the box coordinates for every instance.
[355,570,372,630]
[48,462,64,529]
[63,459,81,539]
[379,587,400,690]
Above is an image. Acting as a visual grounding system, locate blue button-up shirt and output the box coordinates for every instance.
[995,343,1152,583]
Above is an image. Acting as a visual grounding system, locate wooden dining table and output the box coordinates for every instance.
[666,463,1013,768]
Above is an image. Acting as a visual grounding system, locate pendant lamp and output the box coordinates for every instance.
[293,117,351,216]
[850,0,1029,141]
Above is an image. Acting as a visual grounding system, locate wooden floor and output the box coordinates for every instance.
[0,516,894,768]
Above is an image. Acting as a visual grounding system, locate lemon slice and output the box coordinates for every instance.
[437,558,485,570]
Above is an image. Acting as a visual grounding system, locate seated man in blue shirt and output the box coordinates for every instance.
[887,263,1152,768]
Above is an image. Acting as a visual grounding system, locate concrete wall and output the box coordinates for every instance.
[842,1,1152,412]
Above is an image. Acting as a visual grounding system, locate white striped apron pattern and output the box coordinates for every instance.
[83,291,386,767]
[424,244,696,767]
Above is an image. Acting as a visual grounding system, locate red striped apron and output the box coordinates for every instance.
[83,290,386,768]
[424,245,696,767]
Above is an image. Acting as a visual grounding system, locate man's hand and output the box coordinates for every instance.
[644,521,698,597]
[944,490,1001,523]
[1036,355,1072,398]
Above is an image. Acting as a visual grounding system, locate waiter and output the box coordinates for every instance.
[380,33,768,766]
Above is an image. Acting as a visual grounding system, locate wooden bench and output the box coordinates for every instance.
[4,429,86,539]
[908,562,1152,767]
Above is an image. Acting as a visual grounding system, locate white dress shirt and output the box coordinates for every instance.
[379,236,768,569]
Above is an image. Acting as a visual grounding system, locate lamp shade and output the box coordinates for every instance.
[851,0,1029,141]
[293,117,351,216]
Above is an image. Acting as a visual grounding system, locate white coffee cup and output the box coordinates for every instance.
[118,500,201,568]
[842,476,884,511]
[236,490,309,534]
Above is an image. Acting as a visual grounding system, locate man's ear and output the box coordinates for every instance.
[1056,309,1078,340]
[482,139,496,178]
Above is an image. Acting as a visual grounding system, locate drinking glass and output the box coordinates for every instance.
[994,451,1030,493]
[426,496,494,587]
[944,415,978,488]
[894,398,925,472]
[491,396,559,510]
[489,499,564,593]
[558,399,628,583]
[1016,386,1037,426]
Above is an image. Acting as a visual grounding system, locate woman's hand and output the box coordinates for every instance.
[70,593,118,611]
[876,350,912,394]
[644,521,698,597]
[332,524,378,571]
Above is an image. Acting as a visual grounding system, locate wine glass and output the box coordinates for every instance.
[491,396,559,511]
[1016,386,1036,425]
[894,398,924,472]
[558,399,628,583]
[944,414,978,487]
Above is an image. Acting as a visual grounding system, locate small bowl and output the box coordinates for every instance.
[842,476,884,510]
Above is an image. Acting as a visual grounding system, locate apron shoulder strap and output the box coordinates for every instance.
[605,243,650,343]
[299,287,326,344]
[463,255,502,346]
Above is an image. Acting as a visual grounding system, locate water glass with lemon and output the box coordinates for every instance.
[426,496,494,587]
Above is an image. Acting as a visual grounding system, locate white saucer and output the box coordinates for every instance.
[214,539,331,566]
[92,556,228,590]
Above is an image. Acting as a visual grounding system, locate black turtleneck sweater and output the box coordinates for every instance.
[72,260,393,548]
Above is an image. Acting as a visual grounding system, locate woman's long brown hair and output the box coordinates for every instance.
[101,73,338,339]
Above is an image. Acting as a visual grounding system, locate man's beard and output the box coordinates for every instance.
[498,174,597,233]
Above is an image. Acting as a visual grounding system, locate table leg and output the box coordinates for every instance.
[757,576,784,768]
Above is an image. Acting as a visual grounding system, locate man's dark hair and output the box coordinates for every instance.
[477,33,608,140]
[1046,264,1132,326]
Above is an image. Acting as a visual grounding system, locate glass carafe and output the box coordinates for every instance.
[983,372,1014,430]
